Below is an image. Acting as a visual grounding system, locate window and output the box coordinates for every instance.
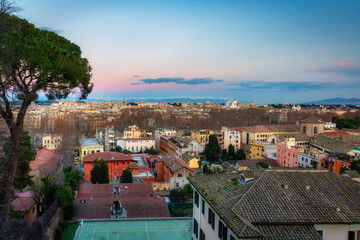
[208,208,215,229]
[230,235,236,240]
[314,126,318,135]
[193,219,198,238]
[200,229,205,240]
[218,221,227,240]
[178,173,182,177]
[201,199,205,215]
[303,126,306,133]
[348,230,360,240]
[114,162,118,165]
[195,192,199,207]
[317,230,323,238]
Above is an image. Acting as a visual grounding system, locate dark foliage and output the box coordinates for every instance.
[120,169,133,183]
[90,159,109,184]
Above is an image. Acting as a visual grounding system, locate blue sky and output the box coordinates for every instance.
[18,0,360,103]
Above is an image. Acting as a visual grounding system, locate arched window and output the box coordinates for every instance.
[314,126,318,135]
[303,126,306,133]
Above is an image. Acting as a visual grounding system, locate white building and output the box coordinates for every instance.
[221,127,241,150]
[117,138,155,153]
[298,152,319,169]
[224,99,238,108]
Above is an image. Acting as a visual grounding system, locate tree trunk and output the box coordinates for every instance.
[0,126,22,224]
[0,102,29,224]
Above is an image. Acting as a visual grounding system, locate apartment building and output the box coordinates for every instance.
[42,134,62,150]
[188,170,360,240]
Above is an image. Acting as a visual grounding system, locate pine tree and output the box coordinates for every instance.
[120,169,133,183]
[90,159,109,184]
[204,135,221,163]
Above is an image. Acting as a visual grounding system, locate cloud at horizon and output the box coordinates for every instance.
[131,77,223,85]
[225,80,360,91]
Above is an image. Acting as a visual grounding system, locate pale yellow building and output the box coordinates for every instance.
[182,152,200,168]
[249,140,265,160]
[191,129,214,145]
[42,134,62,150]
[241,125,299,145]
[124,125,144,139]
[79,138,104,163]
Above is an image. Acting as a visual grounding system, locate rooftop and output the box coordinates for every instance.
[80,138,103,147]
[311,134,357,154]
[188,169,360,239]
[73,183,168,219]
[83,152,133,163]
[300,116,324,124]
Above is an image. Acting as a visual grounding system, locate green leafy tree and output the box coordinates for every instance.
[111,146,123,152]
[310,160,318,169]
[169,188,186,203]
[0,11,92,221]
[256,161,269,169]
[235,149,246,160]
[204,135,221,163]
[349,160,360,173]
[55,185,75,219]
[90,159,109,184]
[221,149,228,161]
[37,176,57,216]
[120,169,133,183]
[184,184,193,198]
[228,144,235,159]
[202,164,214,174]
[147,147,157,155]
[63,166,82,189]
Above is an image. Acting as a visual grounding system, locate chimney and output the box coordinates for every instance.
[282,184,289,189]
[305,185,310,190]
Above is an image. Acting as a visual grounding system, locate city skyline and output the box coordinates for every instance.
[19,0,360,103]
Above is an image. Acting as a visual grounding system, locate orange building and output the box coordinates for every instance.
[83,152,154,182]
[326,156,352,174]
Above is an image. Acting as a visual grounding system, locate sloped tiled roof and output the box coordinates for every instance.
[31,148,62,172]
[310,134,356,154]
[342,170,360,178]
[83,152,133,162]
[11,191,37,212]
[189,169,360,239]
[300,116,323,124]
[255,225,321,240]
[188,172,264,238]
[276,133,311,142]
[243,125,299,133]
[158,157,194,174]
[233,170,360,224]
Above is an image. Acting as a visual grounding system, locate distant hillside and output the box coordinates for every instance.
[303,98,360,105]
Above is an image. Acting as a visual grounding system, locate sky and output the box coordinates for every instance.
[18,0,360,103]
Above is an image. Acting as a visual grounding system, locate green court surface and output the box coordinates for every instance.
[74,219,192,240]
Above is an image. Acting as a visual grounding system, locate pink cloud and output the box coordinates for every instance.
[303,58,360,75]
[304,64,322,71]
[331,58,359,68]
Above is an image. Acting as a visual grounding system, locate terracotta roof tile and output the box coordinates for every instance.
[83,152,133,162]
